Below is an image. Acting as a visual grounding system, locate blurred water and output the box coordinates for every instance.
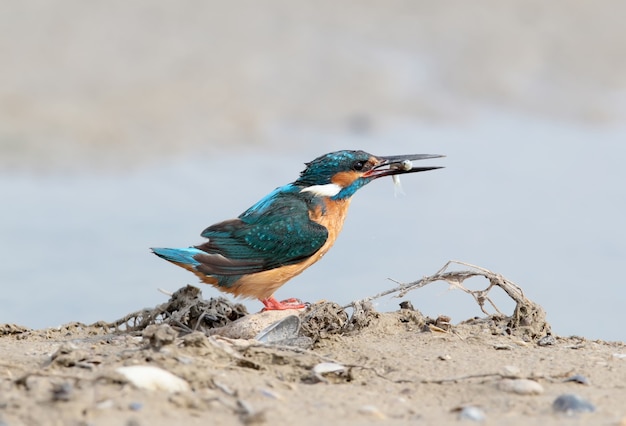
[1,112,624,341]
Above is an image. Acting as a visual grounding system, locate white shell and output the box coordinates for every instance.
[313,362,346,375]
[116,365,190,392]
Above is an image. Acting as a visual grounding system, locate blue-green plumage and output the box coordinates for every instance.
[151,247,202,266]
[197,186,328,276]
[151,149,443,310]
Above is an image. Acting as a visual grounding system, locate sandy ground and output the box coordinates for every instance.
[1,290,624,426]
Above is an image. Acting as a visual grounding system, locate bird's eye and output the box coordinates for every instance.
[353,160,366,171]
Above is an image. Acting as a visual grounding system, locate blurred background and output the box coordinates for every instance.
[1,1,624,341]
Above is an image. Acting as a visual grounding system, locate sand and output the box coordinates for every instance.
[1,288,624,426]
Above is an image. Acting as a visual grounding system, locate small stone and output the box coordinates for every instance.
[399,301,415,310]
[95,399,114,410]
[493,344,514,351]
[498,379,544,395]
[51,383,73,401]
[537,335,556,346]
[213,380,236,396]
[564,374,590,385]
[258,388,282,400]
[129,402,143,411]
[552,394,595,414]
[458,406,486,422]
[434,315,452,331]
[358,405,386,419]
[502,365,521,377]
[175,356,193,365]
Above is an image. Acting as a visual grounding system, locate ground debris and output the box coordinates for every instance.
[92,285,248,334]
[142,324,178,349]
[0,324,30,336]
[349,260,552,341]
[300,302,349,340]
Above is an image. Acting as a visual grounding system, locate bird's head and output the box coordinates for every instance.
[295,150,444,199]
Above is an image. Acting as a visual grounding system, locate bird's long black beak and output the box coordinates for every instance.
[364,154,445,179]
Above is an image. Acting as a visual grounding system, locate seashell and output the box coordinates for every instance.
[255,315,300,344]
[313,362,347,375]
[116,365,190,392]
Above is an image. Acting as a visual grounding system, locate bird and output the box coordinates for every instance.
[151,150,443,311]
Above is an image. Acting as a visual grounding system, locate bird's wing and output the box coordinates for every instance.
[194,193,328,276]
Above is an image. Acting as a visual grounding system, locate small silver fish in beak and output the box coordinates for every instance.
[391,159,413,196]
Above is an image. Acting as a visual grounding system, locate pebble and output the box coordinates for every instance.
[51,382,73,401]
[95,399,114,410]
[258,388,282,400]
[358,405,386,419]
[493,344,514,351]
[129,402,143,411]
[552,394,595,414]
[458,406,486,422]
[537,335,556,346]
[502,365,521,376]
[498,379,544,395]
[116,365,191,392]
[564,374,590,385]
[175,355,193,365]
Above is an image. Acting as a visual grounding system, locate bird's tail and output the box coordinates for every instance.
[151,247,202,266]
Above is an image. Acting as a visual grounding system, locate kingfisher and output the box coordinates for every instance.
[151,150,443,310]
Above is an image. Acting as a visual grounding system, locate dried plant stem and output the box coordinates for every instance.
[348,260,551,340]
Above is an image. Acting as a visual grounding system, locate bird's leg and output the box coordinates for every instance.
[260,296,306,311]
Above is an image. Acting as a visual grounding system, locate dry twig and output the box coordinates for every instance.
[348,260,551,340]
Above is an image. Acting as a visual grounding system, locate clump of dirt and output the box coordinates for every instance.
[507,299,551,340]
[142,324,178,350]
[299,302,348,340]
[299,299,386,342]
[93,285,248,334]
[0,324,30,335]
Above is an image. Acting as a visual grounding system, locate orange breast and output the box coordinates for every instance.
[223,198,352,300]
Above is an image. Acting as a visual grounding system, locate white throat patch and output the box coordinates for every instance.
[300,183,342,197]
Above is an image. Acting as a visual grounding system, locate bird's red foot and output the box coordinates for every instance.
[260,297,306,311]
